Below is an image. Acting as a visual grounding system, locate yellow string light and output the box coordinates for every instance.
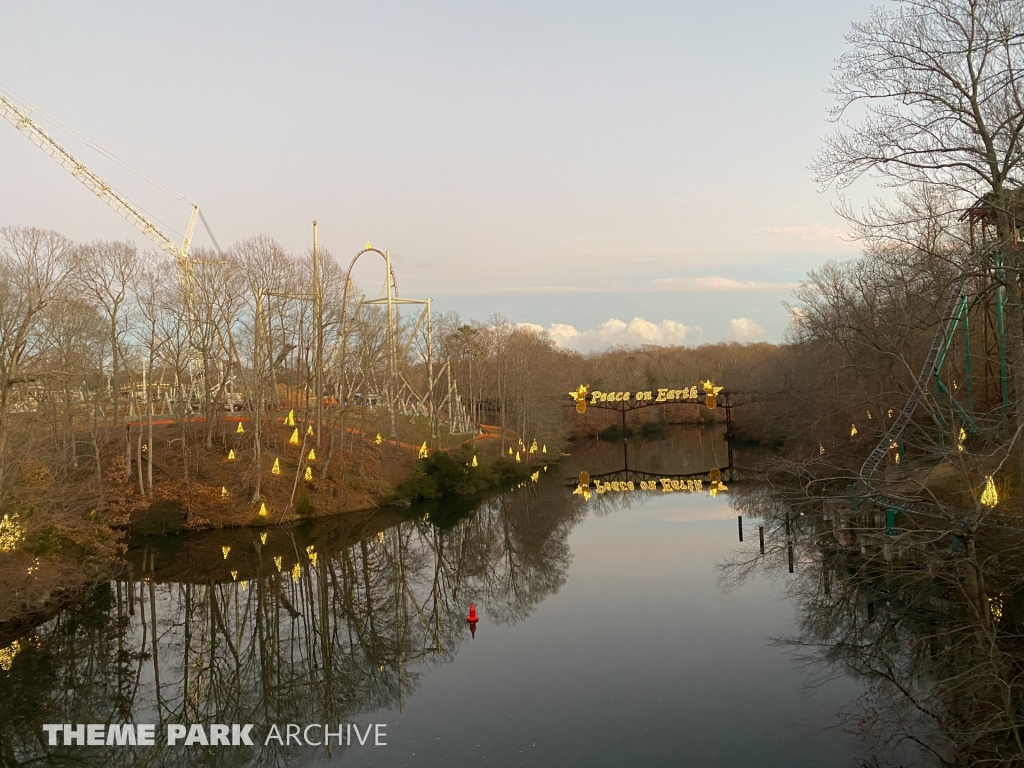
[289,428,300,445]
[221,486,228,498]
[285,409,295,427]
[260,531,268,544]
[850,424,858,436]
[515,451,521,462]
[227,449,235,460]
[306,425,314,436]
[235,421,244,434]
[542,444,547,454]
[981,476,999,508]
[274,555,283,572]
[418,442,429,459]
[0,514,24,553]
[307,448,316,460]
[471,455,478,467]
[306,545,317,566]
[231,570,238,581]
[375,433,383,445]
[291,563,301,582]
[531,471,539,482]
[304,466,313,481]
[271,458,281,475]
[222,546,231,559]
[258,503,268,517]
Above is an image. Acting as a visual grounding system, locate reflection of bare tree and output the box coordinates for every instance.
[723,486,1024,767]
[0,479,581,767]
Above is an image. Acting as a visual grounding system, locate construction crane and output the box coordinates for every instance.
[0,89,200,276]
[0,87,213,403]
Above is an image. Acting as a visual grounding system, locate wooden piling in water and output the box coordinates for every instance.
[758,525,765,554]
[737,515,743,542]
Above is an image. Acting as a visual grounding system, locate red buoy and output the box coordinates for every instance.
[467,602,479,623]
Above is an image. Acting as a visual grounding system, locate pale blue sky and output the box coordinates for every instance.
[0,0,876,346]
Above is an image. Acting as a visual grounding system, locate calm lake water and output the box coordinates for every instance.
[0,428,878,767]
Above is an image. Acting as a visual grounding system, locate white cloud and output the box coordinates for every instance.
[520,317,698,353]
[651,276,796,292]
[724,318,765,343]
[761,224,853,244]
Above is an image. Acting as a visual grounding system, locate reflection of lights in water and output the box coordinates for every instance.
[291,563,301,582]
[990,594,1004,621]
[274,556,283,572]
[231,570,238,581]
[531,471,539,482]
[306,545,317,566]
[222,546,230,559]
[260,532,268,544]
[0,641,21,671]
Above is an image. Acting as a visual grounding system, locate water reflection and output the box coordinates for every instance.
[726,485,1024,767]
[0,474,584,767]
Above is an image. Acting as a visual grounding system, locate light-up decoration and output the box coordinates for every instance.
[260,531,268,545]
[306,425,314,436]
[236,422,245,434]
[258,503,268,517]
[220,487,229,499]
[819,444,825,455]
[418,442,429,459]
[531,471,539,482]
[375,433,383,445]
[289,428,300,445]
[0,514,24,553]
[306,545,318,566]
[227,449,235,460]
[508,447,513,456]
[515,452,521,462]
[887,409,893,418]
[0,641,21,671]
[240,580,249,591]
[867,411,872,419]
[850,424,858,436]
[530,439,538,454]
[958,427,967,452]
[702,380,724,409]
[308,448,316,461]
[572,483,592,501]
[271,458,281,475]
[285,409,295,427]
[304,466,313,481]
[990,594,1004,621]
[569,385,589,413]
[222,546,231,560]
[291,563,301,582]
[542,445,547,454]
[377,531,385,543]
[471,455,478,467]
[981,476,999,507]
[274,556,283,572]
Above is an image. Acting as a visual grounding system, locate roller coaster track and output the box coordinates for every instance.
[859,281,969,483]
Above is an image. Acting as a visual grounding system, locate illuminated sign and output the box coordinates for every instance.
[570,381,725,412]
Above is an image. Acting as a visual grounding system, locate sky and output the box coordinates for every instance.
[0,0,876,350]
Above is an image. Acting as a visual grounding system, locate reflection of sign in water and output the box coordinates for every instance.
[573,476,730,498]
